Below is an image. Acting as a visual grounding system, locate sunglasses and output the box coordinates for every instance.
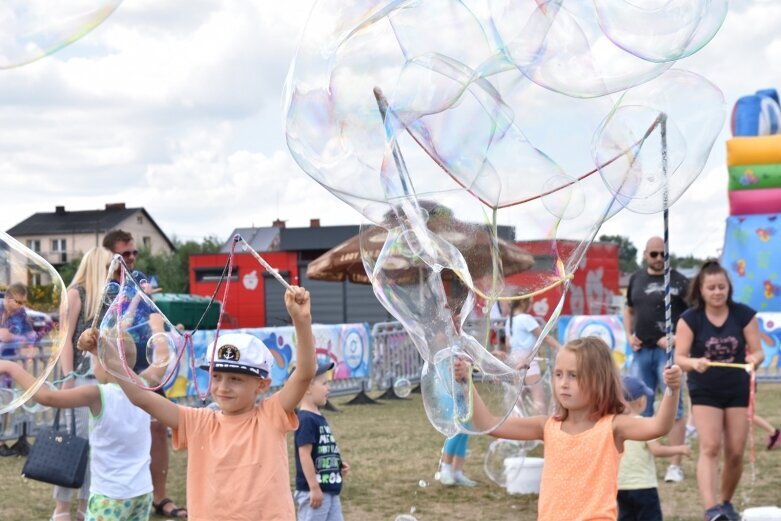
[119,250,139,259]
[648,251,664,259]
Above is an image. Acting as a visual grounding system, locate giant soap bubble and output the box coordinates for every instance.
[285,0,726,435]
[96,258,182,389]
[0,1,123,69]
[0,232,68,415]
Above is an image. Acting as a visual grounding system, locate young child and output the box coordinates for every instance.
[438,358,478,487]
[504,298,561,415]
[294,360,350,521]
[472,336,682,521]
[617,376,691,521]
[79,286,316,521]
[0,344,161,521]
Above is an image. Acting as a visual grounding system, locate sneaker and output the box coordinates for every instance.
[454,474,478,487]
[768,428,781,450]
[439,468,455,486]
[664,464,684,483]
[686,424,698,441]
[719,501,740,521]
[704,505,728,521]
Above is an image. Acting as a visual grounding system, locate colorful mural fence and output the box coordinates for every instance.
[164,323,372,399]
[558,313,781,379]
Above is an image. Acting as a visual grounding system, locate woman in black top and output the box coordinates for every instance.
[675,260,763,521]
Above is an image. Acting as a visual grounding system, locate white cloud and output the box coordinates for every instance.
[0,0,777,264]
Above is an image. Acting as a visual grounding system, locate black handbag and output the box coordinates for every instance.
[21,408,89,488]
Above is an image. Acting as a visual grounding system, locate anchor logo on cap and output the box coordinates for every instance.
[217,344,240,362]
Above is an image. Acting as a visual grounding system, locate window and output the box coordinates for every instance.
[143,236,151,248]
[195,266,239,282]
[137,215,143,224]
[29,273,42,286]
[26,239,41,252]
[51,238,67,263]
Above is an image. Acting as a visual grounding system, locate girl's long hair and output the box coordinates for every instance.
[686,258,733,310]
[508,298,531,330]
[68,247,114,321]
[552,337,625,421]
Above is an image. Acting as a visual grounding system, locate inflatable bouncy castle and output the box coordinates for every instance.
[722,89,781,311]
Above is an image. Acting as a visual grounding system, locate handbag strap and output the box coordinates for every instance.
[51,408,78,433]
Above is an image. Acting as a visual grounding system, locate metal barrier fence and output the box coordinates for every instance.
[369,321,423,392]
[4,320,781,441]
[1,348,58,443]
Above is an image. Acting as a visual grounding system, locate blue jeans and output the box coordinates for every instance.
[630,346,684,419]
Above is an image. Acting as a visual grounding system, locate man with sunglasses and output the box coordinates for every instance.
[623,236,689,484]
[102,230,187,518]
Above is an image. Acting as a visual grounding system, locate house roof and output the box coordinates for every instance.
[280,225,360,251]
[6,205,176,251]
[222,223,517,254]
[221,227,281,253]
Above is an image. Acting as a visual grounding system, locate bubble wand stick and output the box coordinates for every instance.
[235,235,294,291]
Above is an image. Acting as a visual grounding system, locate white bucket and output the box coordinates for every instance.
[504,457,544,495]
[742,506,781,520]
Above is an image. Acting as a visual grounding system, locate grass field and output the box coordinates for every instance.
[1,384,779,520]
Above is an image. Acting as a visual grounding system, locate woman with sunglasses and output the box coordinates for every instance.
[48,246,114,521]
[675,260,764,521]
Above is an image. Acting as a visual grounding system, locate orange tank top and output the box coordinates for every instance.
[538,414,621,521]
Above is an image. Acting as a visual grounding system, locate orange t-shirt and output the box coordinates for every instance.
[172,393,299,521]
[538,414,622,521]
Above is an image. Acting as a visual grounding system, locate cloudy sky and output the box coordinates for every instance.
[1,0,779,260]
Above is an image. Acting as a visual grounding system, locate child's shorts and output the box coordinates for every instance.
[295,490,344,521]
[86,492,152,521]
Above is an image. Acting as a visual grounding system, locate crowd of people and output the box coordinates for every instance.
[0,230,777,521]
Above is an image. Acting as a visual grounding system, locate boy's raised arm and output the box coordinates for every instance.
[77,328,180,429]
[278,286,317,412]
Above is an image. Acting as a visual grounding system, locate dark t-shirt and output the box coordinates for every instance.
[109,270,154,372]
[680,302,755,394]
[294,410,343,494]
[626,269,689,346]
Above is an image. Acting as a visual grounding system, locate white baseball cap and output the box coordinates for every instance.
[200,333,273,378]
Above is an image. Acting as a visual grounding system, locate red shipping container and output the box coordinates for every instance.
[502,240,620,321]
[189,252,299,329]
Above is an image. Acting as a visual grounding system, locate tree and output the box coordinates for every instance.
[135,235,223,294]
[670,253,705,270]
[599,234,639,273]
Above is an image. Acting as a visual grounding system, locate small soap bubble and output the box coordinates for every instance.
[394,377,412,398]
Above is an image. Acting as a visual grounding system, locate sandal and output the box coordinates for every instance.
[49,512,70,521]
[153,498,188,518]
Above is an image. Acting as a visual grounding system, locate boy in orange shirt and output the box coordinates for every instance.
[79,286,316,521]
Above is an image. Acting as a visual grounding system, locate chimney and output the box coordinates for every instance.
[55,205,65,214]
[272,219,286,228]
[310,218,320,228]
[105,202,126,211]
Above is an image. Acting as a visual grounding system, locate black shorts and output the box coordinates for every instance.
[618,488,662,521]
[690,389,749,409]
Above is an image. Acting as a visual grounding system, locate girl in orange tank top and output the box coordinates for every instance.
[472,337,683,521]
